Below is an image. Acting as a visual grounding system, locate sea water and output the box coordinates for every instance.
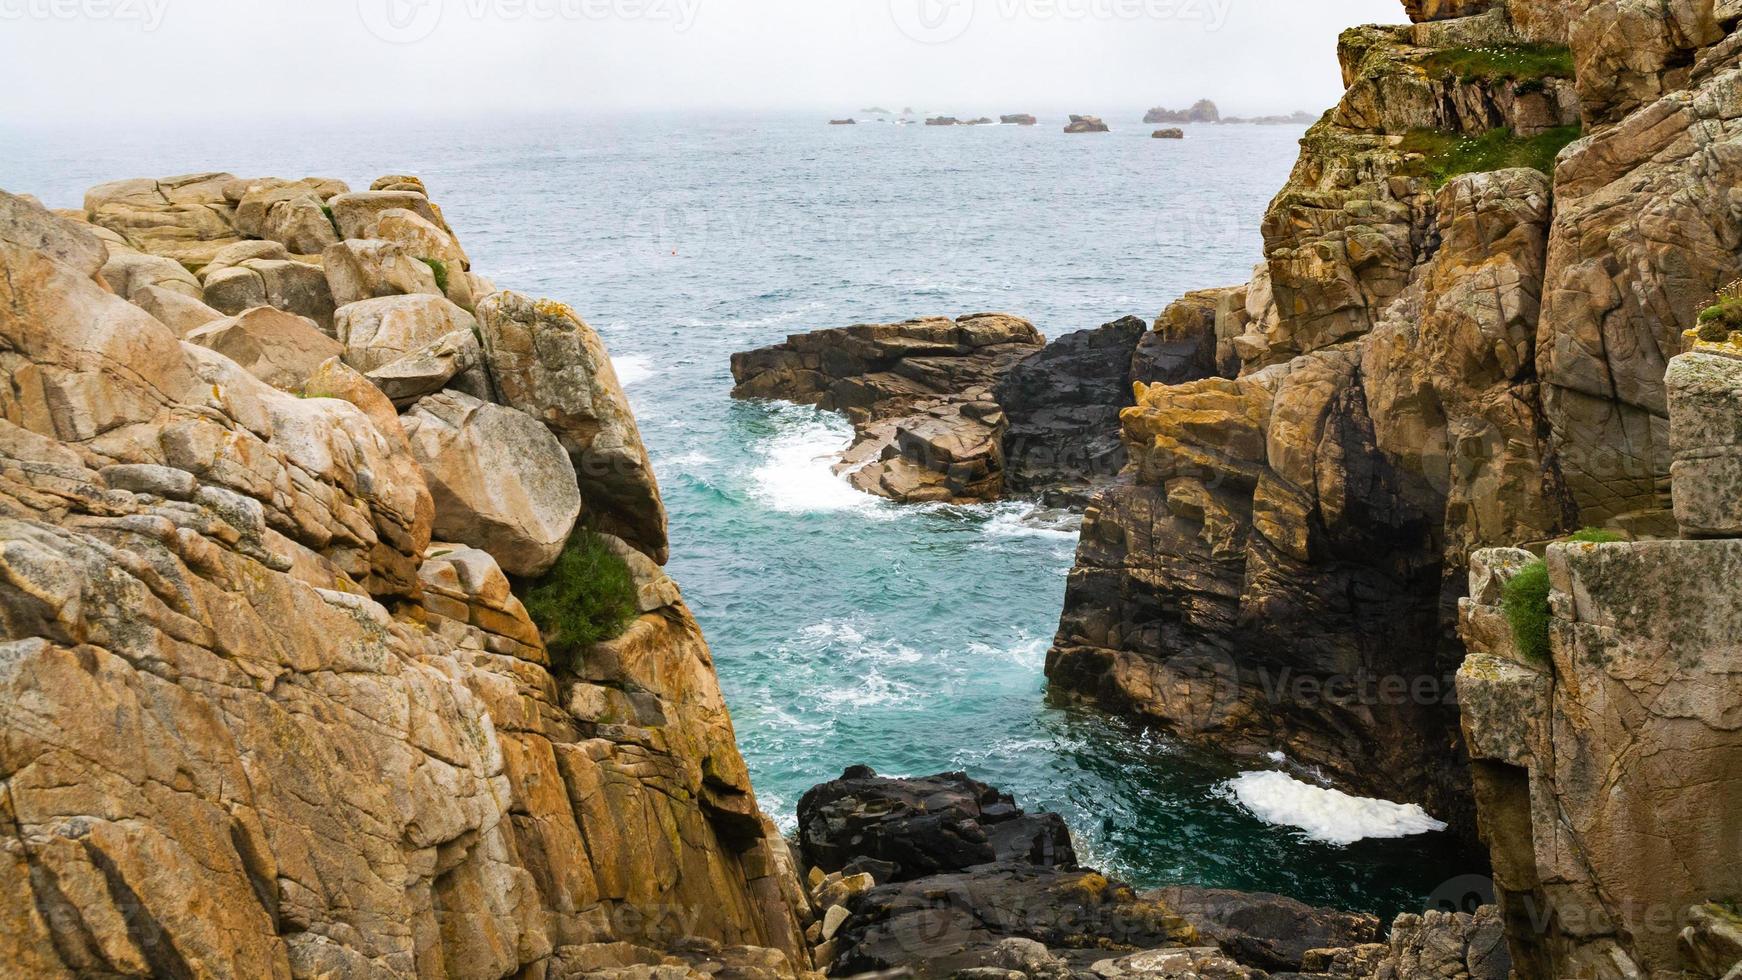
[1,110,1483,916]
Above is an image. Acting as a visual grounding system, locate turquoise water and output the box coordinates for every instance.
[2,111,1480,917]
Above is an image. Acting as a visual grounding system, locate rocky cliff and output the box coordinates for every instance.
[1046,0,1742,836]
[1456,346,1742,980]
[0,178,814,977]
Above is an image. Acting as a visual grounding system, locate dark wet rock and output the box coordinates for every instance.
[830,118,858,125]
[831,864,1200,978]
[1002,114,1039,125]
[1148,885,1381,972]
[1152,128,1186,139]
[796,767,1076,882]
[997,316,1147,498]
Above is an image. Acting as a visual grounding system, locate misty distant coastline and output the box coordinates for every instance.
[828,101,1316,127]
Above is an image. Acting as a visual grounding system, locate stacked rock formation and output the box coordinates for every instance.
[1456,345,1742,979]
[0,179,815,977]
[729,314,1044,503]
[1044,0,1742,838]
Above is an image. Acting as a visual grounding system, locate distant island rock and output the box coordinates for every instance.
[1064,114,1109,133]
[1145,99,1220,124]
[962,117,995,126]
[829,118,856,126]
[1000,114,1038,126]
[924,116,960,126]
[1220,110,1319,125]
[860,106,891,115]
[1152,127,1185,139]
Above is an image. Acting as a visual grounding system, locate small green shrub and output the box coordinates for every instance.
[1698,291,1742,338]
[1399,125,1583,188]
[1502,559,1551,662]
[321,204,342,238]
[420,257,450,294]
[1422,44,1575,84]
[521,531,638,669]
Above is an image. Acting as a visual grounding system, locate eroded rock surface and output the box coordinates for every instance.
[998,315,1147,500]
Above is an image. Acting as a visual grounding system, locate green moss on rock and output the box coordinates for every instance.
[1421,43,1575,84]
[1398,125,1582,187]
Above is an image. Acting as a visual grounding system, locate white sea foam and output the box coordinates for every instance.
[612,354,654,386]
[1225,770,1448,846]
[980,502,1082,541]
[818,669,917,709]
[749,410,886,515]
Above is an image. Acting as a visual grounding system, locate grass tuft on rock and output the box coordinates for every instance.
[1399,125,1582,187]
[1502,559,1552,662]
[1565,527,1625,544]
[420,257,450,294]
[522,530,638,669]
[1422,43,1575,84]
[321,204,342,239]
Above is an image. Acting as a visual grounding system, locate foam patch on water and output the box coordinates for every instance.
[612,354,654,386]
[818,669,917,709]
[749,409,885,514]
[980,502,1081,541]
[1225,771,1448,846]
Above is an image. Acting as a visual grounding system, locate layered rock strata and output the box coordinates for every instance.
[0,180,811,977]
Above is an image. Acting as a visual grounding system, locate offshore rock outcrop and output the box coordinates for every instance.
[1043,0,1742,833]
[730,315,1151,505]
[0,181,813,977]
[729,314,1044,503]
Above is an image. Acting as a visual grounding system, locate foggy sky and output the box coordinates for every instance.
[0,0,1404,123]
